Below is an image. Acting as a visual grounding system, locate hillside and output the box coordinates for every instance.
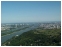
[2,28,61,46]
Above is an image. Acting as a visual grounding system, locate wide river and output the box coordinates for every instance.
[1,24,39,44]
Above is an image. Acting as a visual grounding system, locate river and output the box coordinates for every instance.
[1,24,39,44]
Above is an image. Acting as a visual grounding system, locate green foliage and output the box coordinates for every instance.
[2,29,61,46]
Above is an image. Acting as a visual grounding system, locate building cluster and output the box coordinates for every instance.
[1,25,10,31]
[1,23,30,31]
[40,22,61,29]
[1,22,61,31]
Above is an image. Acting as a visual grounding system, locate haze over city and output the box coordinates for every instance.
[1,1,61,46]
[1,1,61,23]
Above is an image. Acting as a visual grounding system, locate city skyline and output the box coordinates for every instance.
[1,1,61,23]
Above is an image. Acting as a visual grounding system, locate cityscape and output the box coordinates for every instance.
[1,1,61,46]
[1,22,61,31]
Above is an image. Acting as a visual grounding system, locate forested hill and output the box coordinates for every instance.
[2,28,61,46]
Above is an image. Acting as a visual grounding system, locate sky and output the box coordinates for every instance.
[1,1,61,23]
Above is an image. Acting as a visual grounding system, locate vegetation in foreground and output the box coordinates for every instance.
[2,28,61,46]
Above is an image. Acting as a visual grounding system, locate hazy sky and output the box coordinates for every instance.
[1,1,61,23]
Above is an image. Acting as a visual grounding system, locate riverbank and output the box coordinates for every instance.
[2,28,61,46]
[1,26,31,37]
[1,25,38,44]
